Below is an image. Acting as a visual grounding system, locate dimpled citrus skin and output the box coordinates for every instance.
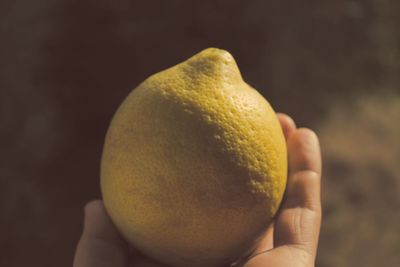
[100,48,287,267]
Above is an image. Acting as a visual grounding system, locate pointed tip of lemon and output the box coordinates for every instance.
[188,47,235,67]
[196,47,234,62]
[182,47,242,83]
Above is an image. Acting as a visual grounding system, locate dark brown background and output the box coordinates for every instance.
[1,1,399,266]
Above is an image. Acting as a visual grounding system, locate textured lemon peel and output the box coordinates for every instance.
[143,50,284,198]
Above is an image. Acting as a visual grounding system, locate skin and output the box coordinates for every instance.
[73,113,322,267]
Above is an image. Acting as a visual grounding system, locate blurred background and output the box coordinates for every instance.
[1,0,399,266]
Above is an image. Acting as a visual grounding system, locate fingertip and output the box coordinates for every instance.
[276,113,296,140]
[84,200,104,219]
[288,128,321,175]
[295,128,319,145]
[82,200,124,244]
[83,200,106,230]
[276,113,296,128]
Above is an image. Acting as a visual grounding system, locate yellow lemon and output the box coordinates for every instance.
[101,48,287,267]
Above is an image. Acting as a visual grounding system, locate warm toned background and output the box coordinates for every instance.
[1,1,399,267]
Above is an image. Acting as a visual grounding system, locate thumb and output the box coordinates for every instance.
[73,200,129,267]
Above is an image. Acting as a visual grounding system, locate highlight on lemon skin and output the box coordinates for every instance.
[100,48,287,267]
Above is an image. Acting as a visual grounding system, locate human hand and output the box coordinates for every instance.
[73,113,321,267]
[240,113,322,267]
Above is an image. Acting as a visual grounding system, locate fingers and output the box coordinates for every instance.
[277,113,296,140]
[73,200,129,267]
[274,128,322,257]
[244,128,321,267]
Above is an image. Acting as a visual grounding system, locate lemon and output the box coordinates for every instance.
[101,48,287,267]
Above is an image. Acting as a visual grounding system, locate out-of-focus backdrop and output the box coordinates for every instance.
[1,1,399,266]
